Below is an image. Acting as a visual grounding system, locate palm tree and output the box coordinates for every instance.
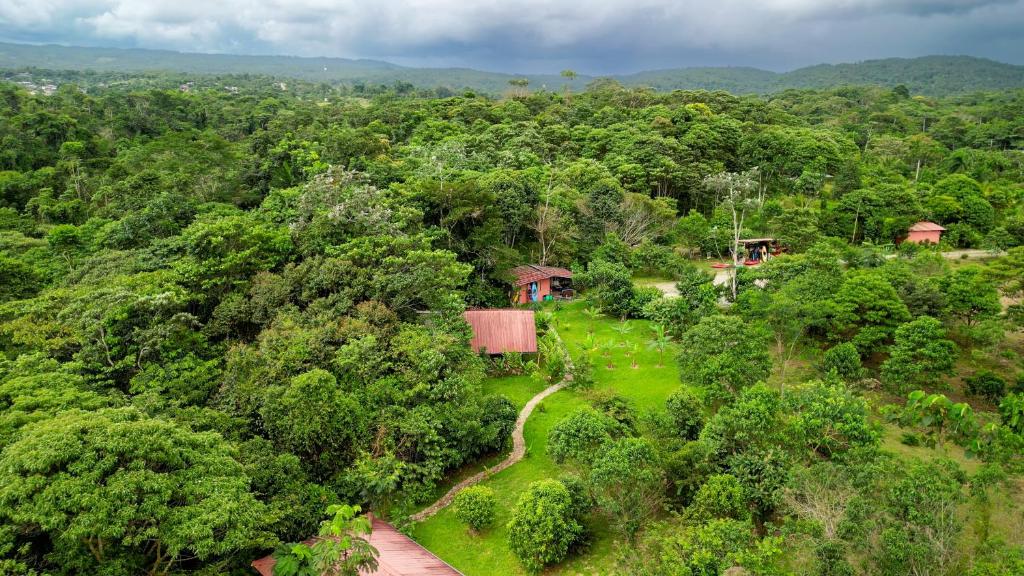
[647,324,671,367]
[560,69,577,104]
[627,342,641,369]
[583,306,602,335]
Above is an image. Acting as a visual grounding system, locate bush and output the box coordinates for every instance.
[630,286,664,317]
[568,351,595,390]
[507,480,583,573]
[631,239,680,276]
[665,389,705,441]
[491,352,531,376]
[589,438,665,541]
[480,395,517,452]
[559,474,594,520]
[575,259,637,319]
[547,409,614,465]
[453,486,497,533]
[687,474,749,521]
[821,343,865,382]
[966,370,1007,402]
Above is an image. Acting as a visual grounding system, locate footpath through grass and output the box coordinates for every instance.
[410,301,683,575]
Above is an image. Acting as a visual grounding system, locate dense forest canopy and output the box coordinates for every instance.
[0,71,1022,575]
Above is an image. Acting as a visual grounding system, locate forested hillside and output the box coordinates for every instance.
[3,41,1024,96]
[0,77,1023,575]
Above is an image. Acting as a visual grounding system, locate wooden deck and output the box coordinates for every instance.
[252,517,463,576]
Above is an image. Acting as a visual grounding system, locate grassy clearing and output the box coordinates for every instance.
[483,374,548,411]
[411,300,683,575]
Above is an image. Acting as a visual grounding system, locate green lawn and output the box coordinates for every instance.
[410,300,683,575]
[483,374,548,411]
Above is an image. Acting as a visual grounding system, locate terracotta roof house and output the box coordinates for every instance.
[510,264,573,304]
[904,221,946,245]
[252,516,462,576]
[463,309,538,354]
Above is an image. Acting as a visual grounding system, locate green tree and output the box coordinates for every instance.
[688,474,750,521]
[453,486,497,533]
[665,388,705,441]
[678,315,771,402]
[881,317,957,393]
[547,408,615,467]
[0,408,271,575]
[507,479,583,573]
[829,272,911,354]
[820,343,865,382]
[589,437,665,542]
[260,369,364,480]
[941,267,1001,326]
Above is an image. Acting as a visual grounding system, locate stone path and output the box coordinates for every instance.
[409,331,572,523]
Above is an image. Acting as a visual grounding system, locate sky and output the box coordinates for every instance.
[0,0,1022,74]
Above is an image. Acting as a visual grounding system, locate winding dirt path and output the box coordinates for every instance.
[410,331,572,523]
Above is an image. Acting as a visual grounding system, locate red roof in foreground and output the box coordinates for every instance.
[252,517,462,576]
[510,264,573,286]
[463,309,538,354]
[909,221,946,232]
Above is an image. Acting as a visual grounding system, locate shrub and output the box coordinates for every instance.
[687,474,749,521]
[665,389,705,441]
[821,343,865,382]
[630,286,664,317]
[589,438,665,541]
[559,474,594,520]
[453,486,497,533]
[900,431,922,446]
[966,370,1007,403]
[507,480,583,573]
[480,395,517,452]
[547,409,614,465]
[575,259,637,319]
[591,391,638,433]
[568,351,595,390]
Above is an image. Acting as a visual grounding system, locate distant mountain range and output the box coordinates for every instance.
[1,42,1022,96]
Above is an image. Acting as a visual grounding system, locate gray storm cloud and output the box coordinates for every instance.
[0,0,1021,72]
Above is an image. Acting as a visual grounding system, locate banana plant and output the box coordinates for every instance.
[612,321,633,343]
[583,305,603,335]
[647,324,671,367]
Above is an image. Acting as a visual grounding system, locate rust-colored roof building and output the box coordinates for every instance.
[905,221,946,245]
[252,517,462,576]
[463,309,538,354]
[510,265,573,304]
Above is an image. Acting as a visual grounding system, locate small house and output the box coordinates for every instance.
[904,221,945,245]
[510,265,573,304]
[463,309,538,354]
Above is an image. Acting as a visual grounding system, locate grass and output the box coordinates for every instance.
[483,374,548,411]
[410,300,683,575]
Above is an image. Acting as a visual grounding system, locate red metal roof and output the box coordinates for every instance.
[909,221,946,232]
[510,264,573,286]
[463,309,538,354]
[252,517,462,576]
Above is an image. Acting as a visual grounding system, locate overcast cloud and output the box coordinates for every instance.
[0,0,1021,73]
